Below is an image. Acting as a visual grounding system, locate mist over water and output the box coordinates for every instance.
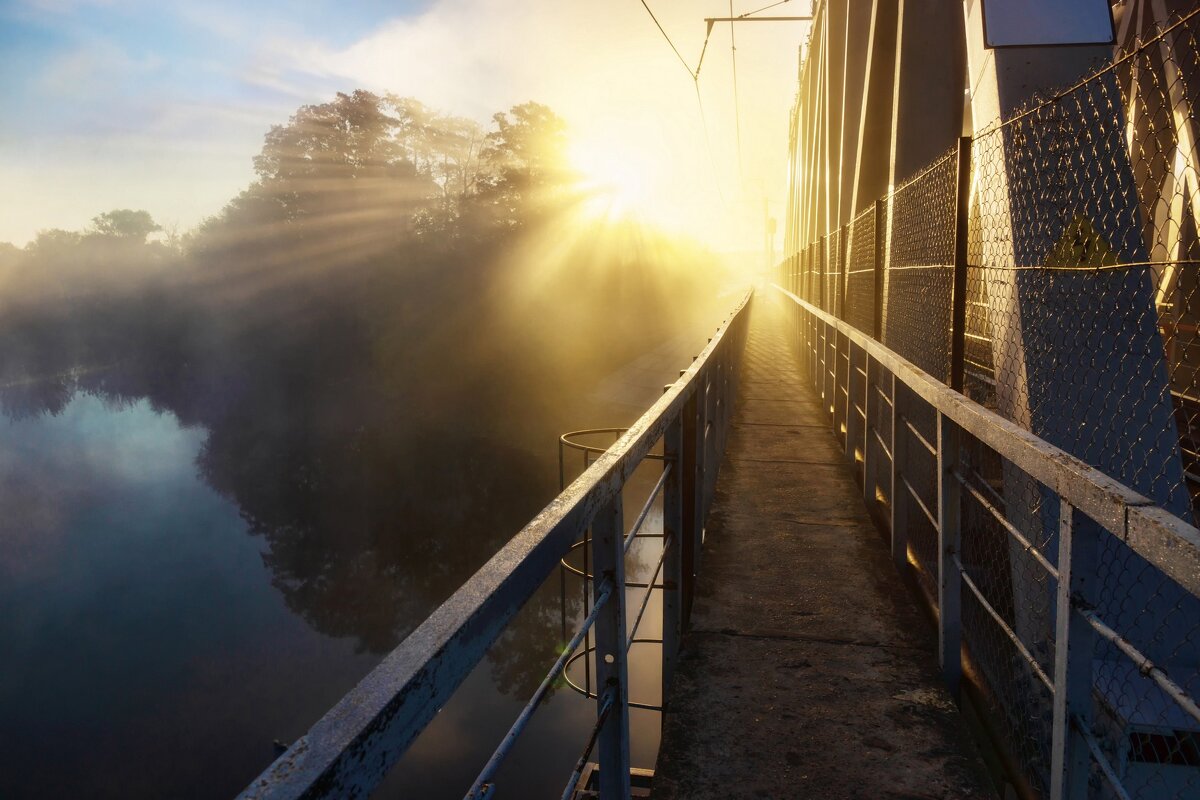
[0,92,741,797]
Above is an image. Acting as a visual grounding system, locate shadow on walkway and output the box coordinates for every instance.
[654,298,994,799]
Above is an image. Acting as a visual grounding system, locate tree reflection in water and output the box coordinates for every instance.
[0,92,732,776]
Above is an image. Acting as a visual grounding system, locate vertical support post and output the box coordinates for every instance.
[680,388,698,626]
[863,353,877,510]
[839,224,850,320]
[936,411,962,696]
[834,329,848,448]
[1050,502,1100,800]
[662,410,684,701]
[809,313,818,381]
[872,197,885,341]
[949,136,971,393]
[693,376,707,572]
[823,320,836,426]
[845,341,863,471]
[890,379,909,572]
[801,247,808,302]
[591,495,631,800]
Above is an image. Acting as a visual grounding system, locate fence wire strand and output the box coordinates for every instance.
[780,7,1200,798]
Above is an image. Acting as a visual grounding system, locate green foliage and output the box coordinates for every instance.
[0,91,726,672]
[91,209,161,241]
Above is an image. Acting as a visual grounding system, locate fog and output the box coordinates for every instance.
[0,91,740,797]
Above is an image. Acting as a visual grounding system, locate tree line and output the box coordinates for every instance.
[0,91,727,677]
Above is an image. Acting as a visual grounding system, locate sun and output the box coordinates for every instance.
[567,138,656,220]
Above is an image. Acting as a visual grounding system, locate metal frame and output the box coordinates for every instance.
[777,283,1200,800]
[236,291,752,800]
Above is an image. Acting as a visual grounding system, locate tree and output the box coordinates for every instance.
[253,90,407,186]
[386,95,485,203]
[91,209,160,241]
[482,102,569,185]
[475,102,573,227]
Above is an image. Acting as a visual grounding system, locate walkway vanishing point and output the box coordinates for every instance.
[653,297,990,798]
[239,283,1200,800]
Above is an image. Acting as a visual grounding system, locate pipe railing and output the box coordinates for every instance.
[777,284,1200,800]
[237,289,753,800]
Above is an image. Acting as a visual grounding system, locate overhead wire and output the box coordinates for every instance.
[637,0,695,78]
[631,0,729,209]
[694,80,729,208]
[739,0,792,18]
[729,0,745,187]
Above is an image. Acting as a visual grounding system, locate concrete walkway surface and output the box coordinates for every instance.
[652,298,993,799]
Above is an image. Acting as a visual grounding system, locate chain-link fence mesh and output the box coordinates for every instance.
[958,434,1060,796]
[845,204,879,335]
[827,228,844,320]
[883,147,959,383]
[777,7,1200,799]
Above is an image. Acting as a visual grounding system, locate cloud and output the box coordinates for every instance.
[0,0,808,249]
[38,39,161,96]
[246,0,805,248]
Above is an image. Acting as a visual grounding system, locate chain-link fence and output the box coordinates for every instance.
[883,147,959,384]
[777,7,1200,799]
[844,203,879,336]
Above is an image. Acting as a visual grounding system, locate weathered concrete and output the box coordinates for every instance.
[654,301,994,799]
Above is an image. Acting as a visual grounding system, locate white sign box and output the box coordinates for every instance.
[981,0,1115,47]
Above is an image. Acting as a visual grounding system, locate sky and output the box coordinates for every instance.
[0,0,810,251]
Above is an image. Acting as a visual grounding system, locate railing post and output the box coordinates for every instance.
[949,136,971,392]
[662,410,684,701]
[936,411,962,697]
[680,383,698,625]
[863,353,877,511]
[693,374,707,572]
[809,312,817,381]
[717,348,728,459]
[834,328,847,450]
[845,341,863,472]
[890,379,909,572]
[591,495,631,800]
[823,319,836,427]
[873,198,885,341]
[1050,501,1100,800]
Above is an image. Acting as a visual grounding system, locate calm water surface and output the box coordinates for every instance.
[0,348,692,798]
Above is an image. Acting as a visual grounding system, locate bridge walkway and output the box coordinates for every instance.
[653,298,993,799]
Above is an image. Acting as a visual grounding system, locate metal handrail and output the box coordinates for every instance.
[776,284,1200,596]
[777,284,1200,800]
[237,288,753,800]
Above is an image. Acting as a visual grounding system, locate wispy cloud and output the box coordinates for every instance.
[0,0,805,248]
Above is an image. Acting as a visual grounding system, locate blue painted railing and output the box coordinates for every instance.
[780,285,1200,800]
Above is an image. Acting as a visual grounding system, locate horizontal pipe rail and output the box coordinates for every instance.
[775,284,1200,597]
[465,580,615,799]
[237,290,753,800]
[954,554,1054,693]
[1079,608,1200,726]
[778,282,1200,800]
[955,470,1059,579]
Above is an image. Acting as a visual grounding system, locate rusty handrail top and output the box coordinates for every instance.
[773,283,1200,598]
[237,287,753,800]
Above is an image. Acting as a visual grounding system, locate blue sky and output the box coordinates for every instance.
[0,0,804,249]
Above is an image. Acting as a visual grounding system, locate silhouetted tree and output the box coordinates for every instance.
[0,91,729,690]
[91,209,161,242]
[475,102,572,228]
